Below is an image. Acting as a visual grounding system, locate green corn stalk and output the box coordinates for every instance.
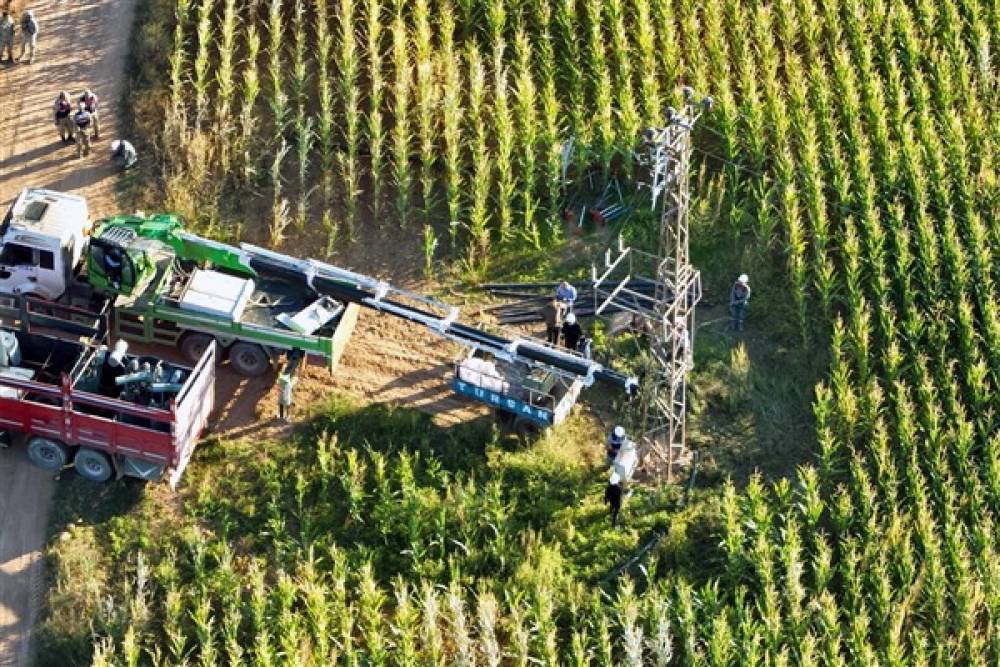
[585,0,614,178]
[365,0,385,223]
[267,0,289,152]
[421,581,445,664]
[192,0,215,128]
[437,2,463,255]
[464,45,491,273]
[390,11,412,227]
[214,0,238,171]
[392,579,420,663]
[337,0,361,234]
[291,0,310,230]
[492,42,516,243]
[476,591,502,667]
[513,29,540,248]
[269,140,292,245]
[421,225,437,279]
[413,0,438,222]
[606,0,640,173]
[166,0,190,170]
[238,21,261,183]
[313,0,337,249]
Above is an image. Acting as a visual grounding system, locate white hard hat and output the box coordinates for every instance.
[110,140,121,152]
[609,472,621,485]
[738,274,749,284]
[612,425,625,441]
[78,101,86,110]
[565,312,576,325]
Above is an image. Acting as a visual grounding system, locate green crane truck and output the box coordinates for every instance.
[0,189,358,382]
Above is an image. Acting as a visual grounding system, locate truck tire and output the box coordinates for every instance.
[74,448,114,482]
[180,333,215,364]
[229,342,271,376]
[27,437,69,471]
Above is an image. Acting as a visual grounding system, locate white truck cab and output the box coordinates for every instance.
[0,189,90,300]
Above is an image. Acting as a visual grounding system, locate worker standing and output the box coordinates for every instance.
[110,139,138,170]
[730,274,750,331]
[277,372,297,421]
[539,297,563,346]
[53,91,74,142]
[562,312,583,351]
[79,89,100,140]
[606,425,632,465]
[73,101,93,157]
[556,280,578,311]
[17,9,37,64]
[674,320,692,370]
[0,12,14,63]
[604,472,623,527]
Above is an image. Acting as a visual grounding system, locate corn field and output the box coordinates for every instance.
[83,0,1000,661]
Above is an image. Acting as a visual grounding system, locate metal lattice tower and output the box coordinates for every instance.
[593,88,710,480]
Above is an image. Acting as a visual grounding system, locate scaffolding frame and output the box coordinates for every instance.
[592,89,709,480]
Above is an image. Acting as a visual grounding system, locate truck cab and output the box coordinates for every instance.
[0,189,90,300]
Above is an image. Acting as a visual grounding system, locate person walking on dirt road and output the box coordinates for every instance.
[17,9,37,63]
[73,101,93,157]
[53,91,74,142]
[79,89,100,139]
[0,12,15,63]
[730,273,750,331]
[539,297,563,346]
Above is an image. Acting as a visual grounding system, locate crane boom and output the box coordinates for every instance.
[237,243,638,394]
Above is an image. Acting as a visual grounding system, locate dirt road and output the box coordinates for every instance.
[0,0,137,664]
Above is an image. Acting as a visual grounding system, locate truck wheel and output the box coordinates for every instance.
[74,448,113,482]
[229,342,271,376]
[27,437,69,471]
[180,333,215,364]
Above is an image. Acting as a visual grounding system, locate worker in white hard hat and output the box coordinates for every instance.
[604,470,623,527]
[110,139,138,169]
[606,425,633,465]
[730,273,750,331]
[561,311,583,351]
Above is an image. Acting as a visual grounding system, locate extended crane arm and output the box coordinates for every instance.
[240,244,638,395]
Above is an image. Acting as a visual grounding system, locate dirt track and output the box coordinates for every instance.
[0,0,137,664]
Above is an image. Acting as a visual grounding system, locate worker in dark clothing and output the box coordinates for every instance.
[730,273,750,331]
[605,472,623,527]
[538,298,563,345]
[562,312,583,351]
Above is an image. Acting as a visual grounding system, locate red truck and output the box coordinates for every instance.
[0,305,215,488]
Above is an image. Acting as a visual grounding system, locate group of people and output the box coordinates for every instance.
[538,281,589,356]
[52,89,137,168]
[54,89,100,156]
[0,8,37,64]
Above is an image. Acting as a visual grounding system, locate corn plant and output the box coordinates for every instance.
[214,0,238,171]
[192,0,215,128]
[337,0,362,233]
[437,1,463,254]
[390,9,413,227]
[364,0,386,224]
[412,0,438,222]
[291,0,311,230]
[238,20,261,183]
